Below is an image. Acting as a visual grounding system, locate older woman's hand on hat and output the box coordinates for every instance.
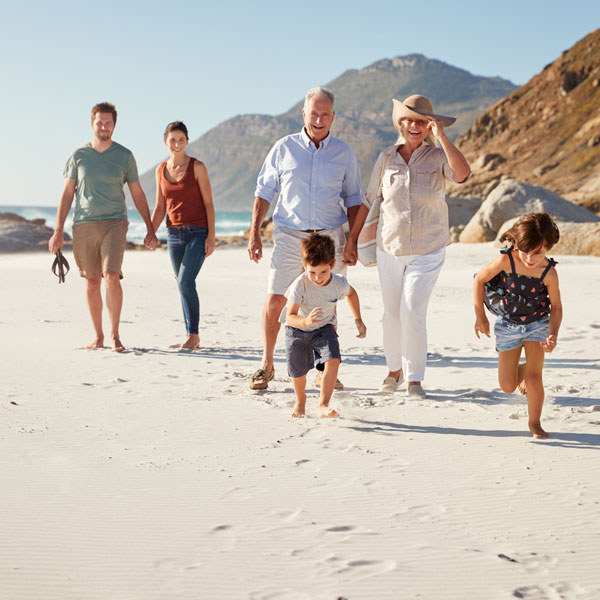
[428,118,445,140]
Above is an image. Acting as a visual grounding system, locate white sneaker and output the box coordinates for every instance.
[407,383,427,398]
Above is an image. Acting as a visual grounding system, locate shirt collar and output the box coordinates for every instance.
[301,128,332,150]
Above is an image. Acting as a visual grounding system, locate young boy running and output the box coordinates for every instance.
[285,233,367,418]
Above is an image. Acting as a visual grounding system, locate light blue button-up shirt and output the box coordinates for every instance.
[255,129,362,230]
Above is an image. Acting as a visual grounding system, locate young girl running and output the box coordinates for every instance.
[473,213,563,439]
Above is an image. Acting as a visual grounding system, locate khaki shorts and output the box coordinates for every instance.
[268,225,347,295]
[73,219,128,279]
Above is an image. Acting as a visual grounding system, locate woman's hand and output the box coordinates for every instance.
[428,119,445,140]
[205,234,216,257]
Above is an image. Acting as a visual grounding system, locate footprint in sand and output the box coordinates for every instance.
[512,581,572,599]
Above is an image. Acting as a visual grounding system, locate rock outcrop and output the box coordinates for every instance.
[460,179,599,243]
[0,212,71,253]
[448,29,600,213]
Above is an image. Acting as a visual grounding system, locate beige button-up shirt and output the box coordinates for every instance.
[364,143,454,256]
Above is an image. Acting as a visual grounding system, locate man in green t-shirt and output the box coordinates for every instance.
[48,102,157,352]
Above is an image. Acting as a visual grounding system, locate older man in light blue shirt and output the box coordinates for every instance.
[247,86,362,390]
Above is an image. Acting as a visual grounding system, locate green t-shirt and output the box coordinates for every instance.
[64,141,139,224]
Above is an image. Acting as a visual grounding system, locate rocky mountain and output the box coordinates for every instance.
[138,54,516,210]
[447,29,600,212]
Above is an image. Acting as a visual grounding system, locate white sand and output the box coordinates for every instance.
[1,243,600,600]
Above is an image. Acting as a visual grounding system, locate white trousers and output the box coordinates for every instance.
[376,245,445,382]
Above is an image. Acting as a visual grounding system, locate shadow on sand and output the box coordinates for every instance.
[344,418,600,449]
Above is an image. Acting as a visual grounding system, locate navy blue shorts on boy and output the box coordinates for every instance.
[285,324,341,378]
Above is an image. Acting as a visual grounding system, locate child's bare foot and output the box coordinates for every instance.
[86,337,104,350]
[517,363,527,395]
[291,408,306,418]
[111,337,125,353]
[180,334,199,351]
[318,405,339,418]
[529,422,549,439]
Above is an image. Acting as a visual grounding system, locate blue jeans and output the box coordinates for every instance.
[167,226,208,335]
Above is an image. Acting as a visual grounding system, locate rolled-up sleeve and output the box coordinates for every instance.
[363,152,384,209]
[341,149,362,208]
[254,143,280,203]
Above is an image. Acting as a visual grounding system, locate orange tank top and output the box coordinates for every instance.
[159,158,208,228]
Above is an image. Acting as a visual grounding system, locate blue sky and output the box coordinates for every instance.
[0,0,597,207]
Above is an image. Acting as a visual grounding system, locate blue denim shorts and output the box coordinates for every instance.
[285,324,341,378]
[494,317,549,352]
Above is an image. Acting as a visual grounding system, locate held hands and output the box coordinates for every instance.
[355,318,367,338]
[248,233,262,263]
[474,315,490,338]
[342,239,358,266]
[541,334,557,353]
[304,308,322,328]
[144,231,158,251]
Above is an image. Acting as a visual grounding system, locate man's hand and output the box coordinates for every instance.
[144,231,158,250]
[355,318,367,338]
[248,233,263,263]
[474,315,490,338]
[48,231,64,254]
[304,308,322,327]
[343,238,358,266]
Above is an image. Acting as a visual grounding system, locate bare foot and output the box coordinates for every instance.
[180,334,200,351]
[517,363,527,395]
[318,405,340,418]
[529,422,549,439]
[291,398,306,418]
[85,337,104,350]
[111,338,125,353]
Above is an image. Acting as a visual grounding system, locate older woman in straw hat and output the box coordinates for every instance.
[345,95,470,397]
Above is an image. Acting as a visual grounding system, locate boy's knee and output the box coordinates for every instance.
[324,358,341,369]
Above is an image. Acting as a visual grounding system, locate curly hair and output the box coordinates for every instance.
[300,233,336,266]
[499,213,560,252]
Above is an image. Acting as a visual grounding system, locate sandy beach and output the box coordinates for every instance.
[1,243,599,600]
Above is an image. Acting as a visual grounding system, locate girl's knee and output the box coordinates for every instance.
[498,376,518,393]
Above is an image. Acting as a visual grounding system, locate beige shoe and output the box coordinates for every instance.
[380,370,403,393]
[250,367,274,390]
[407,383,427,398]
[315,370,344,390]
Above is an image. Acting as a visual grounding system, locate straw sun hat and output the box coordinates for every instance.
[392,95,456,131]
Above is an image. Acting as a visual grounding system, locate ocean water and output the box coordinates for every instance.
[1,205,253,244]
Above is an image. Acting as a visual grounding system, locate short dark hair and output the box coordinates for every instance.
[300,233,335,266]
[164,120,189,141]
[91,102,117,125]
[499,212,560,252]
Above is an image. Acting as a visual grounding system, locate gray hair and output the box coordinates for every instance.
[304,87,335,110]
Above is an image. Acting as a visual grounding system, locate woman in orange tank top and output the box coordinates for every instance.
[151,121,216,351]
